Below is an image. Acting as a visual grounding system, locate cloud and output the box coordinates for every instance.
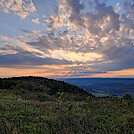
[0,35,48,58]
[123,0,134,18]
[114,3,121,13]
[44,0,84,31]
[0,64,69,78]
[0,35,72,67]
[0,53,71,67]
[0,43,19,55]
[26,34,69,50]
[90,44,134,72]
[44,0,121,47]
[0,0,36,19]
[32,18,40,24]
[66,0,84,26]
[48,49,102,62]
[90,68,134,78]
[64,69,107,77]
[0,0,134,77]
[84,0,120,35]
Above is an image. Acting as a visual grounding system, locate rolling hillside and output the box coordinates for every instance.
[0,76,133,134]
[0,76,94,101]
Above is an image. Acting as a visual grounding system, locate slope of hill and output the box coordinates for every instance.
[0,76,93,101]
[0,76,134,134]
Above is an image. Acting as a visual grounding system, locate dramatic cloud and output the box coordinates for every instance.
[48,49,102,62]
[0,0,134,78]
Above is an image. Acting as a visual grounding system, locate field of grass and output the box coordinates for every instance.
[0,77,134,134]
[0,89,134,134]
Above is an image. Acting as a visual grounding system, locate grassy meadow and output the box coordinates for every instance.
[0,77,134,134]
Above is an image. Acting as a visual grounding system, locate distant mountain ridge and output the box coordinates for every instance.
[62,78,134,97]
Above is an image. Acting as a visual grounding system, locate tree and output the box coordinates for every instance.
[123,94,133,100]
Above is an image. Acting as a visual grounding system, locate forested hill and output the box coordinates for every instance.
[0,76,94,101]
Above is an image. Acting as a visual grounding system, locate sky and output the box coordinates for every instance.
[0,0,134,78]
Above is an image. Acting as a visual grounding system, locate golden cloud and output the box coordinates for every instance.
[49,49,102,62]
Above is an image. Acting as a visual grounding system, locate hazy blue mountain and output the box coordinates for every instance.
[62,78,134,97]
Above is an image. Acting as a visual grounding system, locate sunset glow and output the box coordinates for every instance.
[0,0,134,78]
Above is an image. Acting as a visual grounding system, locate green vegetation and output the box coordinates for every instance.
[0,76,134,134]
